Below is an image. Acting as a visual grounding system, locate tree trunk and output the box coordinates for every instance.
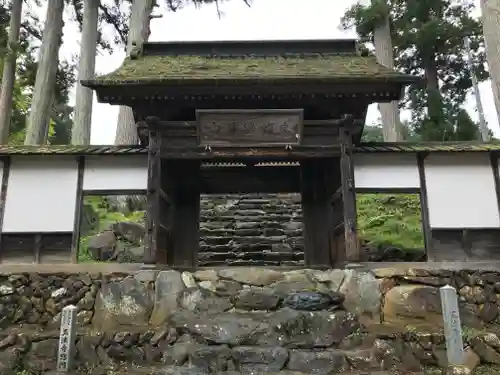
[71,0,99,145]
[114,0,153,145]
[481,0,500,127]
[0,0,23,144]
[24,0,64,145]
[423,51,442,123]
[372,0,402,142]
[357,0,401,141]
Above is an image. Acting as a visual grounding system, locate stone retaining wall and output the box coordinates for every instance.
[1,266,500,374]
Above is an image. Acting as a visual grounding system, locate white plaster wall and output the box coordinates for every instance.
[83,155,148,191]
[425,153,500,228]
[354,153,420,189]
[3,157,78,232]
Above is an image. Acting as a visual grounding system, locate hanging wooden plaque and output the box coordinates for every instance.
[196,109,303,147]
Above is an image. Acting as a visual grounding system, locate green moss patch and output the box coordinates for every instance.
[90,54,412,85]
[357,193,424,250]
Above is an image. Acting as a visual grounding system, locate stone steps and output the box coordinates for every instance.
[199,229,300,236]
[200,214,301,222]
[198,193,305,266]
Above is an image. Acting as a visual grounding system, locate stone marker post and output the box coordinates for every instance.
[440,285,464,366]
[57,304,77,372]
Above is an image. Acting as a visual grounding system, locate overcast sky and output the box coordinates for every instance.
[50,0,499,144]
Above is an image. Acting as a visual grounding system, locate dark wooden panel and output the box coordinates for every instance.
[1,233,72,264]
[163,160,201,268]
[159,121,197,149]
[300,159,338,268]
[200,166,301,194]
[40,233,72,263]
[431,229,500,261]
[196,109,303,147]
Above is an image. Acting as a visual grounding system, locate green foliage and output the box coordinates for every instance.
[362,121,421,142]
[341,0,487,141]
[357,193,424,250]
[78,196,145,262]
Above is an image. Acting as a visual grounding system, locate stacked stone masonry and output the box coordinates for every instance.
[1,266,500,373]
[199,193,304,266]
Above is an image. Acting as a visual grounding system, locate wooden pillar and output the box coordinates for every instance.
[166,160,201,269]
[144,130,161,265]
[339,124,360,262]
[300,159,335,268]
[71,156,84,263]
[330,185,345,266]
[417,152,433,260]
[155,163,172,265]
[0,157,11,261]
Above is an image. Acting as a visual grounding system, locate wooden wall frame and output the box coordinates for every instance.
[0,156,11,258]
[417,152,433,260]
[71,156,85,263]
[490,151,500,222]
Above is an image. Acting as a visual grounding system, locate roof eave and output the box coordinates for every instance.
[82,75,419,90]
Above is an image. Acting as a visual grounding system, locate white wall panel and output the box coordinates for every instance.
[354,153,420,189]
[83,155,148,191]
[425,153,499,228]
[3,157,78,232]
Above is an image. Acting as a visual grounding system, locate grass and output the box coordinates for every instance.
[357,193,424,250]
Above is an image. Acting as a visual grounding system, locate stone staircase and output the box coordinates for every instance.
[199,193,304,266]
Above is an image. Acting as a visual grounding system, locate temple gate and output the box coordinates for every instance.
[83,39,417,269]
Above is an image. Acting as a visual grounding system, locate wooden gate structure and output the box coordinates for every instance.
[83,39,417,269]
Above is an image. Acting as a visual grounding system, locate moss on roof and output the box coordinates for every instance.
[85,54,416,86]
[0,142,499,155]
[0,145,147,155]
[357,142,500,152]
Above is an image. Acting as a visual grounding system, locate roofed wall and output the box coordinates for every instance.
[0,149,497,264]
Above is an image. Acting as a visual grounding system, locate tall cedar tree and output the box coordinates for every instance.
[342,0,488,141]
[0,1,75,144]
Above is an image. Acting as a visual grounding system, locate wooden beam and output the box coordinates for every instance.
[0,157,11,262]
[417,152,432,261]
[339,122,360,262]
[158,188,171,205]
[71,156,85,263]
[160,145,341,160]
[144,130,161,265]
[201,166,301,194]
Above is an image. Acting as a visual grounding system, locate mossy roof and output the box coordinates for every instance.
[0,142,499,155]
[83,54,418,87]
